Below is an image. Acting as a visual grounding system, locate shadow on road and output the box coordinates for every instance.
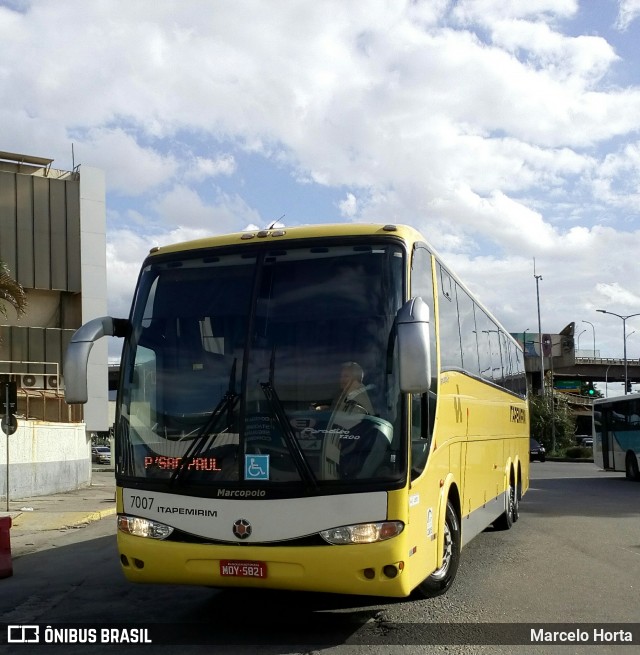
[523,474,638,519]
[1,532,396,649]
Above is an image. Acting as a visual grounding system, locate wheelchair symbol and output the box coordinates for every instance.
[248,458,266,477]
[244,455,269,480]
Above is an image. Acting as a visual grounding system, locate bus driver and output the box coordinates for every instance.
[318,361,374,416]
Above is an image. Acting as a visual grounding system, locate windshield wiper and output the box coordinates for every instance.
[260,381,318,493]
[171,360,239,486]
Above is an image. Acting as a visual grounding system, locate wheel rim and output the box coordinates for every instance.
[431,521,452,581]
[507,483,514,518]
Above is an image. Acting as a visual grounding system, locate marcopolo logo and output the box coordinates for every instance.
[233,518,252,539]
[217,488,266,498]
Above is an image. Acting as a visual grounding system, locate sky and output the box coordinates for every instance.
[2,0,640,369]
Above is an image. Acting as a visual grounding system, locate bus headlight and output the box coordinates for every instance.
[118,515,174,540]
[320,521,404,545]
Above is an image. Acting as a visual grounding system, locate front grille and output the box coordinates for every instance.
[166,528,328,547]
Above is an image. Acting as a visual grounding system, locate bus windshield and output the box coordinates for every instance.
[117,241,406,493]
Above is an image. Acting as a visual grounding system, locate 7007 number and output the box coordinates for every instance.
[129,495,154,510]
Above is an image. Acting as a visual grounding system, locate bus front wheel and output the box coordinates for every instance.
[415,500,460,598]
[625,452,640,481]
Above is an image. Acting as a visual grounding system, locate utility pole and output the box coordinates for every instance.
[534,259,544,395]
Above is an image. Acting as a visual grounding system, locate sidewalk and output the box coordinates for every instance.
[0,469,116,557]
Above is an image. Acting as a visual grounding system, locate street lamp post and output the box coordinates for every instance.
[596,310,640,395]
[626,331,636,391]
[582,320,596,358]
[577,329,586,353]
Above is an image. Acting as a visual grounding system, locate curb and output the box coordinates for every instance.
[8,507,117,533]
[60,507,118,528]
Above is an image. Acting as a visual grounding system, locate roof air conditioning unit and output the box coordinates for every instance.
[46,375,64,390]
[20,374,45,389]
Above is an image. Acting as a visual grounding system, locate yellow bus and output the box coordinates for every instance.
[65,223,529,598]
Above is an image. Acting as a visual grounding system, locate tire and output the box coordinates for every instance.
[512,479,520,523]
[494,477,515,531]
[415,500,461,598]
[625,452,640,481]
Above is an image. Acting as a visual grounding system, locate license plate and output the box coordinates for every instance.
[219,560,267,578]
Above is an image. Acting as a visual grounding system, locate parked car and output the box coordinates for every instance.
[530,438,546,462]
[91,446,111,465]
[575,434,591,446]
[582,437,593,448]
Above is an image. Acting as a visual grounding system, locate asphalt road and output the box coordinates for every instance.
[0,462,638,655]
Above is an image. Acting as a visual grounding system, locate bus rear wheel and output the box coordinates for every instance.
[415,500,460,598]
[512,480,520,523]
[494,478,516,530]
[625,452,640,481]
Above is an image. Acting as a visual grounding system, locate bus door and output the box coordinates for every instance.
[598,406,613,470]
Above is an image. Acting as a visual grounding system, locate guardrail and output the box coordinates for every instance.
[553,391,593,406]
[0,360,81,422]
[575,357,640,365]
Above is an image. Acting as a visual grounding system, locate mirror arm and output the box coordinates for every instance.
[64,316,129,404]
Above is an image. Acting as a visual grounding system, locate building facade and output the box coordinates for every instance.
[0,150,107,432]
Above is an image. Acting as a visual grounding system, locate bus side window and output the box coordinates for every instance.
[410,245,436,479]
[457,283,480,377]
[438,266,462,370]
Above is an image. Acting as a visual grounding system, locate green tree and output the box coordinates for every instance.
[529,392,575,454]
[0,260,27,319]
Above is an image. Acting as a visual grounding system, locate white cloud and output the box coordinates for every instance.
[592,141,640,209]
[106,229,154,318]
[186,154,237,181]
[595,283,640,308]
[2,1,640,357]
[339,193,358,217]
[152,185,261,231]
[452,0,579,23]
[616,0,640,30]
[488,20,617,85]
[75,128,177,195]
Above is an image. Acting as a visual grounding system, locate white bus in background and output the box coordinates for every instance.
[593,393,640,481]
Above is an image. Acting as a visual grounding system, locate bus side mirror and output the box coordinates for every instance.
[396,297,431,394]
[64,316,129,404]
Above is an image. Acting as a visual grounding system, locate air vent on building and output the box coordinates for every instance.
[46,375,64,390]
[20,374,45,389]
